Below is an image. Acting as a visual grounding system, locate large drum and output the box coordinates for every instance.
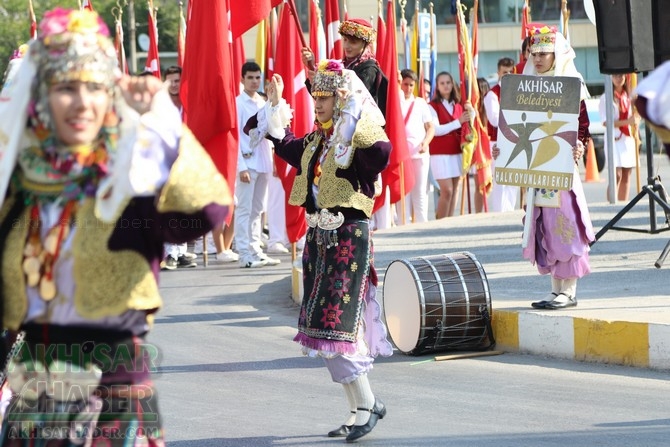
[382,252,494,355]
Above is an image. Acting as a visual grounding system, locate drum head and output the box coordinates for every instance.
[383,260,421,353]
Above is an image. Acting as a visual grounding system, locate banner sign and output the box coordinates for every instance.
[495,74,582,191]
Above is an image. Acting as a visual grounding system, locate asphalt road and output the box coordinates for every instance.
[151,153,670,446]
[152,255,670,447]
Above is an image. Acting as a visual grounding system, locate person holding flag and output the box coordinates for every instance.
[429,71,474,219]
[248,60,393,443]
[301,18,387,115]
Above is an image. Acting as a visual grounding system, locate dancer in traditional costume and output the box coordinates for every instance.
[0,8,230,445]
[518,25,594,310]
[301,18,386,115]
[248,60,393,442]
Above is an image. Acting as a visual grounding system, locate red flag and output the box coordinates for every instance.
[144,7,161,78]
[273,4,316,243]
[455,0,476,180]
[181,0,239,212]
[177,2,187,67]
[470,1,491,209]
[375,5,386,61]
[28,0,37,39]
[310,0,327,61]
[374,0,413,211]
[519,0,531,64]
[232,35,246,91]
[231,0,282,38]
[521,0,530,45]
[82,0,94,12]
[325,0,342,60]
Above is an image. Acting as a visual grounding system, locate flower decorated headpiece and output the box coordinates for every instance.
[27,8,120,137]
[312,60,346,97]
[32,8,119,88]
[529,25,557,54]
[338,18,376,44]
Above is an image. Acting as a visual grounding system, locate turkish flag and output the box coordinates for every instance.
[181,0,239,216]
[325,0,342,60]
[375,11,386,62]
[231,0,283,39]
[274,3,316,243]
[374,0,413,211]
[144,9,161,78]
[232,35,246,89]
[309,0,327,61]
[82,0,94,11]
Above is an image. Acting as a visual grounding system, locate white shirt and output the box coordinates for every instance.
[401,95,433,158]
[430,99,462,136]
[483,89,500,132]
[236,92,273,174]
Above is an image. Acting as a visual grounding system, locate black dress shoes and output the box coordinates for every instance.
[346,398,386,443]
[327,424,352,437]
[531,293,558,309]
[545,293,577,309]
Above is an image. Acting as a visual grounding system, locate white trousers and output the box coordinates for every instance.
[165,243,186,258]
[266,174,289,247]
[234,169,270,260]
[403,156,430,223]
[372,187,392,230]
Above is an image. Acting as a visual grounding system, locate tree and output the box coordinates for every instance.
[1,0,182,80]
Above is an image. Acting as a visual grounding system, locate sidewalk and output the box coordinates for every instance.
[367,199,670,370]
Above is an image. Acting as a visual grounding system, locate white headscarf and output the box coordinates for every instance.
[523,31,590,100]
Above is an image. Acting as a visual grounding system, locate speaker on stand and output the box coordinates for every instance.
[590,0,670,268]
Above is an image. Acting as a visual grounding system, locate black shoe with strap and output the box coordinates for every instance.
[531,292,558,309]
[345,398,386,443]
[545,293,578,309]
[328,411,355,437]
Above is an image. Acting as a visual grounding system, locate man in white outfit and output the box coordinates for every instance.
[235,62,280,268]
[161,66,197,269]
[399,69,435,223]
[484,57,519,212]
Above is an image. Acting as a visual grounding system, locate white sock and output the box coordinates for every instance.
[541,277,563,301]
[349,374,375,426]
[342,383,357,426]
[561,278,577,298]
[551,277,563,294]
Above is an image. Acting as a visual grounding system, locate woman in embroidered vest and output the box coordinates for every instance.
[301,19,386,115]
[252,60,393,443]
[428,71,473,218]
[599,73,639,201]
[0,8,230,445]
[516,25,594,310]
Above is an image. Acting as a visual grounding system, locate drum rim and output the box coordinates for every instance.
[385,252,493,355]
[383,259,424,353]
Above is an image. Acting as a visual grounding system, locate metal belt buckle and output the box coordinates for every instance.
[306,212,319,228]
[317,209,344,230]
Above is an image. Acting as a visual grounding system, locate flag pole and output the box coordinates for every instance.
[286,0,308,49]
[128,0,137,74]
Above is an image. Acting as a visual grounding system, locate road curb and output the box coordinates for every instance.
[493,309,670,370]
